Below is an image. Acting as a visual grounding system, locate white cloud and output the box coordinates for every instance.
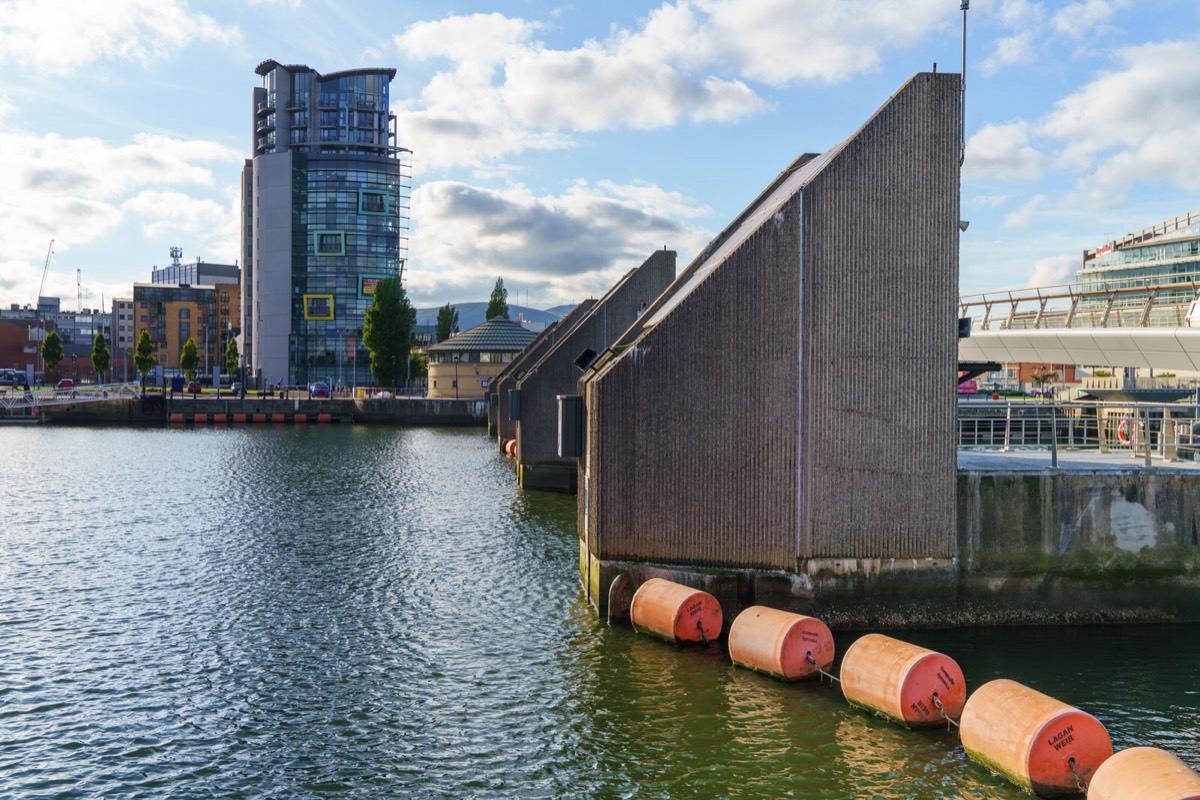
[990,0,1045,28]
[1040,39,1200,200]
[1001,194,1048,229]
[981,32,1036,76]
[1051,0,1130,38]
[0,127,243,304]
[1041,39,1200,163]
[0,0,238,75]
[408,179,711,307]
[1027,253,1079,287]
[394,1,951,166]
[963,121,1044,180]
[971,194,1008,208]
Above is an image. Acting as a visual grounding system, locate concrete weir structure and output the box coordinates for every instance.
[488,301,596,447]
[515,249,677,492]
[579,73,962,626]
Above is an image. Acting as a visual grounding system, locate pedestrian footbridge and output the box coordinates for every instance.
[0,382,141,410]
[959,276,1200,371]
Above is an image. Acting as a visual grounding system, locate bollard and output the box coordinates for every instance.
[960,679,1112,797]
[840,634,966,729]
[728,606,834,681]
[629,578,722,646]
[1087,746,1200,800]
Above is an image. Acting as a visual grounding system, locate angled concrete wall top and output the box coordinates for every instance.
[581,73,961,571]
[491,300,596,445]
[515,249,676,489]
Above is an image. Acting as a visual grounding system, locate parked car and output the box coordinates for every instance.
[186,381,202,394]
[309,382,330,398]
[231,382,243,396]
[56,378,74,389]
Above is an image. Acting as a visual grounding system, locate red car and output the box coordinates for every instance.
[186,381,202,393]
[56,378,74,389]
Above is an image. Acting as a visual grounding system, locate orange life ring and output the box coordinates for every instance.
[1117,417,1133,445]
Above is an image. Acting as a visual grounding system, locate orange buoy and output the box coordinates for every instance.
[194,413,207,425]
[271,413,286,424]
[294,413,307,425]
[169,413,185,425]
[840,633,966,729]
[213,413,227,424]
[1087,746,1200,800]
[317,413,332,424]
[252,413,267,424]
[505,439,517,456]
[233,413,247,425]
[728,606,834,681]
[960,679,1112,797]
[629,578,722,645]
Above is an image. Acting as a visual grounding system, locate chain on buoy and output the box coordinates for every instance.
[696,619,710,647]
[806,650,841,684]
[1068,757,1088,794]
[932,692,960,731]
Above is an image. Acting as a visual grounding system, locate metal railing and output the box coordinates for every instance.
[0,382,141,410]
[958,399,1200,466]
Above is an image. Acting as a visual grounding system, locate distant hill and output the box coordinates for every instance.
[414,302,567,332]
[545,304,578,318]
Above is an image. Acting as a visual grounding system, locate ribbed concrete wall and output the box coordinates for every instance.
[517,250,676,485]
[491,301,595,446]
[582,73,960,571]
[800,73,960,558]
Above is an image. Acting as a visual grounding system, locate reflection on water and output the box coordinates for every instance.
[0,426,1197,798]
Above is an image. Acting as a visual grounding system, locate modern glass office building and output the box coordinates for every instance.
[243,60,410,387]
[1077,209,1200,309]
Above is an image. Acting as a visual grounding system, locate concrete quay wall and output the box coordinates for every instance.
[37,396,488,426]
[586,469,1200,629]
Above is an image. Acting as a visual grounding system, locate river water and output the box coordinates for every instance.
[1,425,1197,799]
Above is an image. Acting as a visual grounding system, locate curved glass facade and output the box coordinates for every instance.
[246,61,410,387]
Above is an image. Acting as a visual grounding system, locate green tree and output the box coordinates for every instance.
[363,277,416,387]
[224,336,240,381]
[41,329,64,380]
[133,329,156,390]
[1030,369,1059,396]
[91,331,111,383]
[435,303,459,343]
[180,338,199,384]
[486,277,509,320]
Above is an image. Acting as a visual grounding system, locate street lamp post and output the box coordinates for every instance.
[453,354,460,399]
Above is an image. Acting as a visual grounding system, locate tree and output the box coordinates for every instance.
[41,330,64,380]
[486,277,509,320]
[362,276,416,387]
[435,303,459,343]
[180,338,199,383]
[224,336,240,381]
[91,331,111,383]
[133,329,156,389]
[1031,369,1059,396]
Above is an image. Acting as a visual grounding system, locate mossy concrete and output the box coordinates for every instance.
[583,471,1200,628]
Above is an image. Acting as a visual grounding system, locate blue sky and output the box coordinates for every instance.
[1,0,1198,312]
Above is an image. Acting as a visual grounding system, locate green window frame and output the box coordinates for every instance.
[314,230,345,256]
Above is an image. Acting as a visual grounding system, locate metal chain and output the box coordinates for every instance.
[931,693,960,731]
[696,619,710,647]
[805,651,841,684]
[1068,758,1088,793]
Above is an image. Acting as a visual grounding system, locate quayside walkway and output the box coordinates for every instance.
[0,382,140,410]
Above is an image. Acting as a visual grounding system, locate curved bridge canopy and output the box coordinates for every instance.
[959,328,1200,371]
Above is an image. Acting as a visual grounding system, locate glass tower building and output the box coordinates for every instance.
[242,60,410,388]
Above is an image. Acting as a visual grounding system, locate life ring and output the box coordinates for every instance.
[1117,417,1134,445]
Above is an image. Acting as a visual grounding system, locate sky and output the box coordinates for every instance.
[1,0,1198,313]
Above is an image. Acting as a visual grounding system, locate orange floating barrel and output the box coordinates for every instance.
[728,606,834,681]
[505,439,517,456]
[169,413,185,425]
[317,413,332,424]
[840,633,966,728]
[233,413,247,425]
[252,413,267,424]
[629,578,722,645]
[960,679,1112,797]
[271,413,286,424]
[294,414,307,425]
[1088,746,1200,800]
[193,413,207,425]
[213,413,227,424]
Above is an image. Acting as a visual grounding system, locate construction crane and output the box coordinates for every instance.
[34,239,54,310]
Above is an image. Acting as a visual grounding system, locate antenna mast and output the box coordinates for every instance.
[960,1,969,166]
